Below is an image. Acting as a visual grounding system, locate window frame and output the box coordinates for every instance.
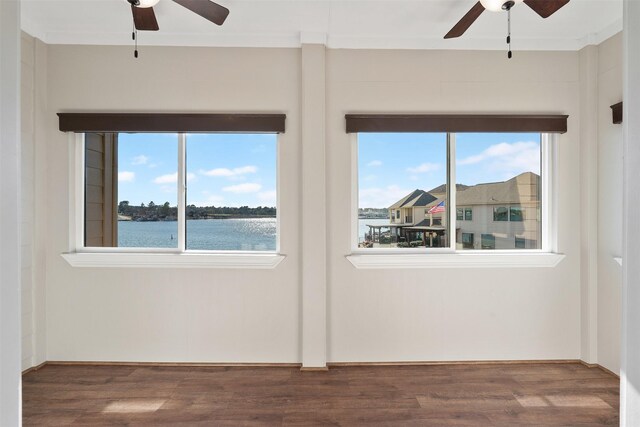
[65,133,285,268]
[349,132,558,258]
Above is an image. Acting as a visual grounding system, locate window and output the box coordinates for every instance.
[515,237,526,248]
[457,207,473,221]
[493,207,509,222]
[481,234,496,249]
[355,131,547,252]
[83,132,278,252]
[357,133,448,249]
[457,133,542,250]
[462,232,474,249]
[185,134,277,251]
[510,206,524,222]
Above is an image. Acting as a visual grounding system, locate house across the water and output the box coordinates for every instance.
[363,172,541,250]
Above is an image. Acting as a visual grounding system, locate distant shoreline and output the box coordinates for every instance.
[118,215,276,222]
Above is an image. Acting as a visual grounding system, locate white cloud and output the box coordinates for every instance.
[257,190,277,206]
[202,165,257,178]
[223,183,262,194]
[132,155,149,166]
[154,173,177,184]
[359,185,412,209]
[153,172,196,184]
[118,171,135,182]
[458,141,540,177]
[367,160,383,167]
[406,162,441,174]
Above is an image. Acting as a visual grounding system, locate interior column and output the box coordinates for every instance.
[621,0,640,424]
[301,42,327,369]
[578,44,599,365]
[0,0,23,424]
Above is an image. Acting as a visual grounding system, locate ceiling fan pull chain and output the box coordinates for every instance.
[507,8,512,59]
[134,27,139,59]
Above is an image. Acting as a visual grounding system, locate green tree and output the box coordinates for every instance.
[118,200,130,214]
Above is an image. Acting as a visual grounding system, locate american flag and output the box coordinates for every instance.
[428,201,445,214]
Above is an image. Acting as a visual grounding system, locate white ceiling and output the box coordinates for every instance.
[21,0,622,50]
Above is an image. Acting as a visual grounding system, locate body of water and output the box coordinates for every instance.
[118,217,386,249]
[118,218,277,251]
[358,218,392,242]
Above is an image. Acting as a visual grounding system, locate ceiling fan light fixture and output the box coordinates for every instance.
[134,0,160,8]
[480,0,522,12]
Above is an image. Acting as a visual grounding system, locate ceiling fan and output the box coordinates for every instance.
[444,0,569,58]
[126,0,229,57]
[127,0,229,31]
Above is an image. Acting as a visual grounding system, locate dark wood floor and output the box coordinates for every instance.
[23,362,619,426]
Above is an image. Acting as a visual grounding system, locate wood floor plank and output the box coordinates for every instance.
[23,362,619,426]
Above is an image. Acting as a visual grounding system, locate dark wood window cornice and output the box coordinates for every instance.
[58,113,286,133]
[611,102,623,124]
[345,114,568,134]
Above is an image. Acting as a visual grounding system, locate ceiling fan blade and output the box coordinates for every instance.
[524,0,570,18]
[444,2,485,39]
[131,5,159,31]
[172,0,230,26]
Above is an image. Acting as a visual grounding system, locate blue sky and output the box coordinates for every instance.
[358,132,541,208]
[117,133,277,208]
[115,132,540,209]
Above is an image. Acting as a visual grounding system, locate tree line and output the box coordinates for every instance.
[118,201,276,221]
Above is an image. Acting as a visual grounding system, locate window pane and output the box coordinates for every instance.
[462,232,474,249]
[493,207,509,221]
[358,133,448,249]
[457,208,463,221]
[510,206,524,222]
[481,234,496,249]
[455,133,542,250]
[185,134,277,251]
[84,132,179,248]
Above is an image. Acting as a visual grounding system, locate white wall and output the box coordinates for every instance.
[21,38,622,366]
[1,0,22,424]
[327,49,582,362]
[596,33,623,375]
[42,45,302,363]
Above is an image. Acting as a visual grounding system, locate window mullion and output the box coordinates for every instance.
[541,133,554,253]
[448,133,457,252]
[178,133,186,252]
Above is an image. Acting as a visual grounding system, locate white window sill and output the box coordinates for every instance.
[346,252,566,269]
[61,252,286,269]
